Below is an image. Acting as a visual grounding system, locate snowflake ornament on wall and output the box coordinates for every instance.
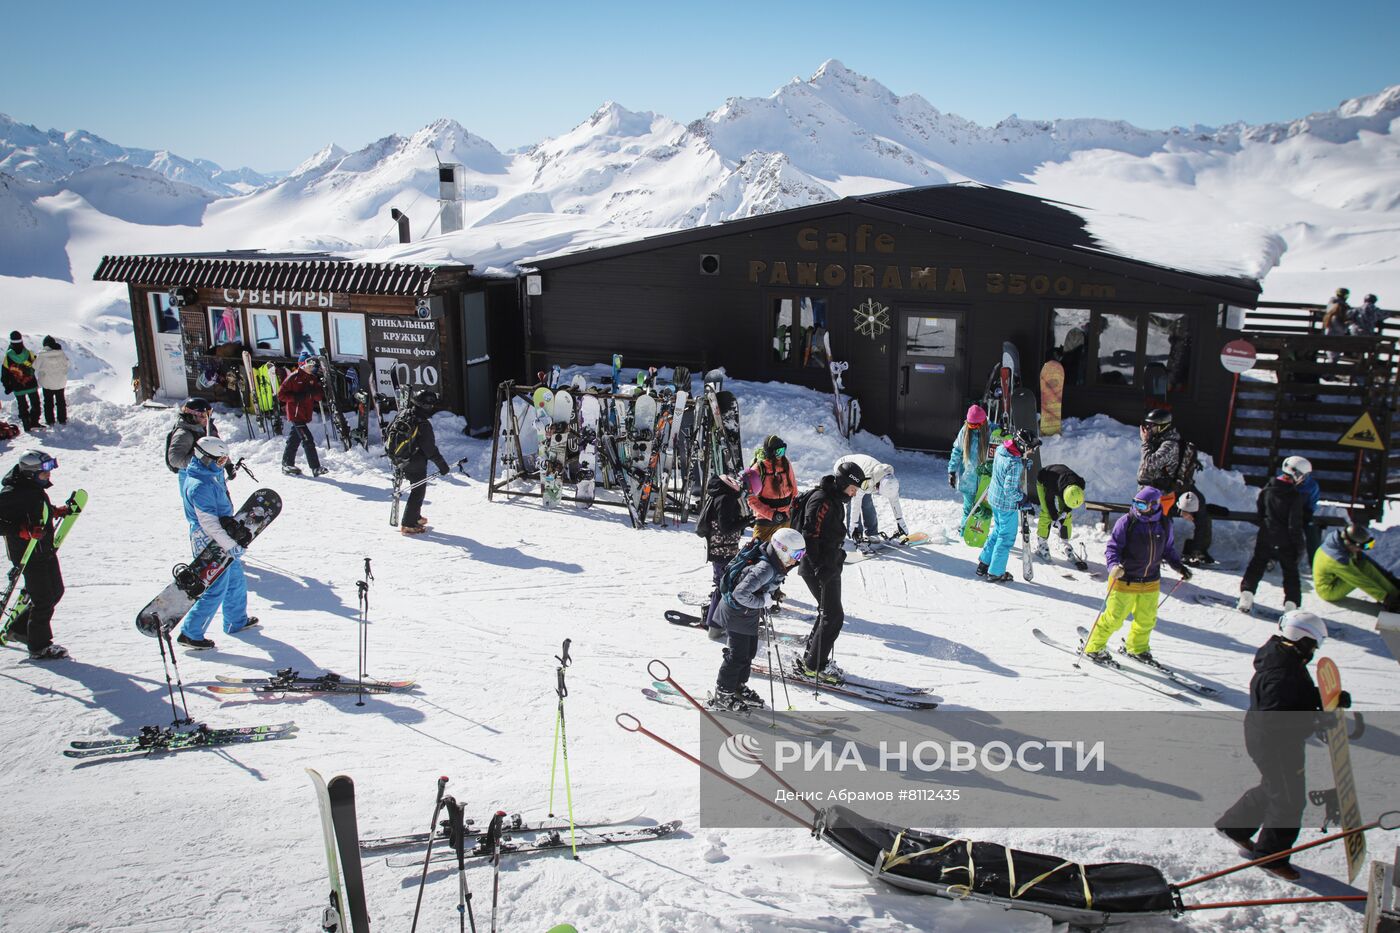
[853,298,890,339]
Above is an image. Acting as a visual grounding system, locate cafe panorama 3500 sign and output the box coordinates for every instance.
[746,224,1117,300]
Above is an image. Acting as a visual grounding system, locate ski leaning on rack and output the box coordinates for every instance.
[64,721,298,759]
[209,670,415,695]
[317,352,354,451]
[1031,628,1193,704]
[1068,626,1219,697]
[383,821,683,868]
[749,662,938,709]
[360,811,644,853]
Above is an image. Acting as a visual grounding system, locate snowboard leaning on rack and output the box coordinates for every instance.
[135,489,282,637]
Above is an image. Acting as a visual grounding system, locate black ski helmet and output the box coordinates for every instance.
[836,460,867,490]
[182,396,212,415]
[1010,428,1041,454]
[1143,409,1172,432]
[411,388,440,412]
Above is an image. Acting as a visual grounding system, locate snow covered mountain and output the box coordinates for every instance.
[0,112,273,195]
[2,60,1398,398]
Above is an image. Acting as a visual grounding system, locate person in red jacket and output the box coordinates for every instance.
[748,434,798,543]
[276,354,327,476]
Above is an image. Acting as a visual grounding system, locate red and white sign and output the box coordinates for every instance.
[1219,339,1257,374]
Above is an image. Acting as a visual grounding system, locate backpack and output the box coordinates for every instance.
[1174,441,1200,490]
[787,487,820,536]
[719,538,768,609]
[384,415,420,466]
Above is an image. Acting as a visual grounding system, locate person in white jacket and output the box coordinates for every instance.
[34,337,69,426]
[833,453,908,542]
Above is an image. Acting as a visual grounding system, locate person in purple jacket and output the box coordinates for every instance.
[1082,486,1192,664]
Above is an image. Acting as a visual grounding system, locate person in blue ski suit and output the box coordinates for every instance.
[948,403,990,526]
[976,429,1039,583]
[176,436,257,649]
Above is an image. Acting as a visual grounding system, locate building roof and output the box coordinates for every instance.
[93,250,473,297]
[528,184,1261,305]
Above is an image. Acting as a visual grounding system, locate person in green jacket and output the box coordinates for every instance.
[1312,524,1400,611]
[2,332,40,432]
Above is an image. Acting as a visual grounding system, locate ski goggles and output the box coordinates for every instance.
[1131,499,1159,513]
[790,547,807,562]
[1345,533,1376,550]
[36,456,58,472]
[772,446,787,459]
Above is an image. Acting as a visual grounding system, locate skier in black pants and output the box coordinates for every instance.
[795,461,864,683]
[695,468,757,630]
[399,389,450,536]
[708,528,806,711]
[1216,611,1346,881]
[0,450,70,659]
[1237,457,1310,615]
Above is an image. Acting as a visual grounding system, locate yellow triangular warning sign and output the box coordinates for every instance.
[1337,411,1386,451]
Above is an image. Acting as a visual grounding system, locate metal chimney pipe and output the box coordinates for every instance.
[390,208,411,244]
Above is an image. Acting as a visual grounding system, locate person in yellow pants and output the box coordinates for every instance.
[1083,486,1192,663]
[1312,524,1400,611]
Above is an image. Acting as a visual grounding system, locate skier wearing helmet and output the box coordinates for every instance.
[708,526,805,711]
[0,450,72,659]
[794,461,865,682]
[1312,523,1400,612]
[1237,456,1311,615]
[1216,610,1351,881]
[976,428,1039,584]
[694,468,757,630]
[398,389,452,535]
[1081,486,1192,664]
[276,353,327,477]
[948,404,991,527]
[833,453,908,543]
[175,436,258,649]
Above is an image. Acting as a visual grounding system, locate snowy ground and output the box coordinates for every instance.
[0,377,1395,932]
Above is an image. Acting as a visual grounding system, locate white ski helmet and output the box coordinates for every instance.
[1280,609,1326,646]
[1177,490,1200,514]
[1281,456,1313,481]
[194,435,230,462]
[15,449,57,476]
[770,527,807,566]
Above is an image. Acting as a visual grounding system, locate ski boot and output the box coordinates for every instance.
[818,659,847,685]
[1083,648,1112,665]
[1182,550,1216,567]
[708,689,758,712]
[975,561,989,578]
[1033,539,1052,562]
[1120,646,1156,666]
[737,684,766,708]
[1236,591,1254,614]
[282,464,303,476]
[985,571,1014,584]
[312,466,329,477]
[28,643,68,660]
[233,617,260,634]
[177,633,216,650]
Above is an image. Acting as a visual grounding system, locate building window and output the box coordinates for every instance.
[209,307,244,346]
[150,293,180,334]
[772,296,829,368]
[249,309,284,355]
[330,313,366,360]
[288,311,325,359]
[905,315,956,357]
[1148,313,1191,392]
[1094,312,1138,386]
[1047,308,1092,386]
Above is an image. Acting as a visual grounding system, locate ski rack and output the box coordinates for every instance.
[486,380,701,523]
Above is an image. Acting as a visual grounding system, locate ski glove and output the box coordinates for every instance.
[18,523,41,540]
[52,505,70,519]
[1177,566,1193,582]
[218,516,253,548]
[1108,565,1125,581]
[1338,690,1352,709]
[896,520,909,538]
[227,545,246,559]
[1019,494,1036,512]
[947,473,957,489]
[762,593,774,609]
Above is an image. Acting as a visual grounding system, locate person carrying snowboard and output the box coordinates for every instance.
[34,336,69,427]
[0,450,71,659]
[1082,486,1191,663]
[277,353,327,477]
[695,468,757,630]
[976,429,1038,584]
[948,404,990,527]
[3,332,41,432]
[708,527,806,711]
[1216,611,1347,881]
[394,389,451,536]
[1237,456,1310,615]
[176,436,257,649]
[1033,463,1086,564]
[834,453,908,543]
[748,434,797,544]
[1312,523,1400,611]
[794,461,864,683]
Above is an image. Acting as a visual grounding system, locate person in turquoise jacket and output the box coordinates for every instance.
[176,436,258,649]
[948,404,990,525]
[976,429,1039,583]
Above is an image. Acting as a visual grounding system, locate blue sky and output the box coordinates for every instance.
[5,0,1398,173]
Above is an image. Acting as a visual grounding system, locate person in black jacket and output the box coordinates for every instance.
[1237,457,1310,614]
[1216,611,1349,880]
[0,450,70,659]
[695,469,756,630]
[399,389,451,535]
[795,461,864,682]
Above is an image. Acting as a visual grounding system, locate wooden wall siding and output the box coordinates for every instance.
[531,213,1233,448]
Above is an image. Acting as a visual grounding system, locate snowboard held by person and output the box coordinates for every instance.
[1081,486,1191,663]
[709,527,805,711]
[276,353,327,477]
[948,404,990,528]
[794,461,864,683]
[176,436,258,649]
[396,389,451,536]
[1216,611,1348,881]
[0,450,70,659]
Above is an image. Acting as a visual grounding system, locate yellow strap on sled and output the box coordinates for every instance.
[1005,852,1093,909]
[878,832,976,899]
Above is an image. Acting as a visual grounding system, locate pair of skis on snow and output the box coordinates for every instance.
[64,721,298,759]
[207,670,415,696]
[1031,626,1221,703]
